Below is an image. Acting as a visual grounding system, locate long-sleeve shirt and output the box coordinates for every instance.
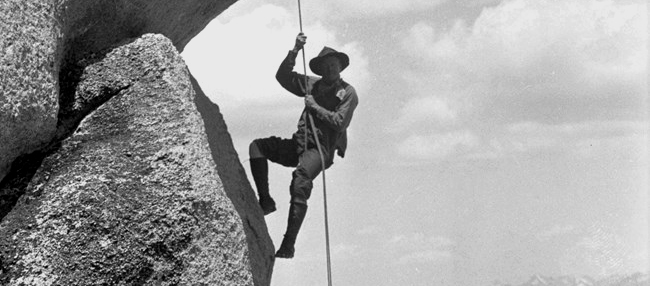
[275,50,359,159]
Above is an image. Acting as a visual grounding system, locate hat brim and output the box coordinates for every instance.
[309,53,349,76]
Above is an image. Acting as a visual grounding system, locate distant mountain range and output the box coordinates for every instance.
[494,272,649,286]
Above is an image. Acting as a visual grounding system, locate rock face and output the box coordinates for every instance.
[0,34,273,285]
[1,1,275,285]
[0,0,61,184]
[60,0,237,59]
[191,77,275,285]
[1,0,237,182]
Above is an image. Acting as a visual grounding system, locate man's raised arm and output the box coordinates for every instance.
[276,33,309,97]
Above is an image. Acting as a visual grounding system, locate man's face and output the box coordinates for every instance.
[320,56,342,82]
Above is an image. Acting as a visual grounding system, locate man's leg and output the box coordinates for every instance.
[249,140,275,215]
[276,149,332,258]
[249,137,300,216]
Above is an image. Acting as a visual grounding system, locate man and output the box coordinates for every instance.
[248,33,359,258]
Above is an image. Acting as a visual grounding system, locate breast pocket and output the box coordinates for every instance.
[317,93,342,112]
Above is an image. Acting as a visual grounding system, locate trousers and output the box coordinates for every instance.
[252,136,333,205]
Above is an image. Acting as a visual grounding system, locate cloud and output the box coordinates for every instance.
[560,224,642,277]
[400,0,647,122]
[397,130,480,159]
[357,225,382,236]
[393,0,647,161]
[496,120,648,158]
[537,224,576,241]
[461,0,504,8]
[304,0,449,19]
[394,118,647,163]
[386,233,456,265]
[335,0,447,17]
[182,4,370,111]
[390,96,458,132]
[331,243,361,261]
[397,249,454,265]
[339,41,371,98]
[182,4,296,110]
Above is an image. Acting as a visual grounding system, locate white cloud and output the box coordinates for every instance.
[400,0,647,119]
[397,249,454,265]
[537,224,576,241]
[357,225,382,235]
[182,4,370,111]
[182,4,295,109]
[386,233,456,265]
[395,119,647,162]
[391,96,458,132]
[560,224,643,277]
[475,0,645,85]
[499,120,648,158]
[339,41,371,98]
[393,0,647,161]
[336,0,447,17]
[397,130,480,159]
[461,0,504,7]
[305,0,449,19]
[331,243,361,261]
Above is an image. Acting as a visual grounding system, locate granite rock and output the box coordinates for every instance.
[0,0,237,182]
[0,34,273,286]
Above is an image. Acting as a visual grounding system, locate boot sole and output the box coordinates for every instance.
[275,249,295,259]
[262,206,276,215]
[260,198,276,215]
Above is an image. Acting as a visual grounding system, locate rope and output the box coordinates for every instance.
[297,1,333,285]
[308,114,333,286]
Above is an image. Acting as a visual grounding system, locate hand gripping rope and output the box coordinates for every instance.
[297,0,333,285]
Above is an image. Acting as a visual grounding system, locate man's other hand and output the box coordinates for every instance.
[305,94,318,111]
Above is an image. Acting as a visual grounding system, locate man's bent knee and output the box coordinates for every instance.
[290,167,313,205]
[290,197,308,205]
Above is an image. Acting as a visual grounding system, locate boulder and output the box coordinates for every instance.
[192,76,275,285]
[0,0,237,182]
[0,34,274,285]
[0,0,60,183]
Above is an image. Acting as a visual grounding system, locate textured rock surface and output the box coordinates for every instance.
[60,0,238,61]
[0,0,237,183]
[0,0,60,183]
[192,77,275,285]
[0,34,273,285]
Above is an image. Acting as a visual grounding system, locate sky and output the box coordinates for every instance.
[181,0,648,285]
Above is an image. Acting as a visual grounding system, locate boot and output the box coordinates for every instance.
[250,158,276,215]
[275,203,308,259]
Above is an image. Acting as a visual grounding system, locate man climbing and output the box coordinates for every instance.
[248,33,359,259]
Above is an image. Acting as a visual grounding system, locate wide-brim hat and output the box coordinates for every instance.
[309,46,349,76]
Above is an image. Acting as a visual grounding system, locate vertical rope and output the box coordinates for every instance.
[308,114,333,286]
[298,0,309,160]
[297,1,333,285]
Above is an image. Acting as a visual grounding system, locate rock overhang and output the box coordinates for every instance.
[1,1,275,285]
[1,0,239,183]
